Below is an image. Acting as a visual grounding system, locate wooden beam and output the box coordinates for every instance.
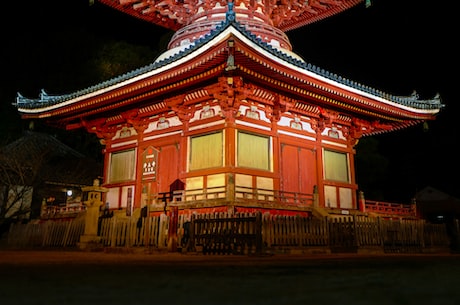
[119,0,141,5]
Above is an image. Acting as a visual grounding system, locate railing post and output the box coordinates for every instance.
[227,173,235,202]
[313,185,319,207]
[358,191,366,212]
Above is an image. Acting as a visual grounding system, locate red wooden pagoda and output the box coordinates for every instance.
[15,1,443,218]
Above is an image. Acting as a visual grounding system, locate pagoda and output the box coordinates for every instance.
[15,1,443,217]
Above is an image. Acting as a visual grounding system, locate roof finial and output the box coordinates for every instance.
[226,0,235,22]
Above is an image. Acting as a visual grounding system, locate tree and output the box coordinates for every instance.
[0,147,46,235]
[355,137,390,201]
[0,131,103,236]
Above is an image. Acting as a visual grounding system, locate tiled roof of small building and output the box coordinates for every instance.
[1,131,102,186]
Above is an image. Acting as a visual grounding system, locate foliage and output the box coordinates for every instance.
[87,39,161,82]
[355,137,390,201]
[0,149,45,235]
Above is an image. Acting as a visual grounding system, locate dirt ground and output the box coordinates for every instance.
[1,250,460,305]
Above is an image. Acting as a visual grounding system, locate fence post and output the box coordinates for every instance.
[188,214,196,252]
[167,205,179,252]
[110,217,117,247]
[255,212,263,255]
[353,214,359,247]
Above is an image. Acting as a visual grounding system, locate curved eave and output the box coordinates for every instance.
[365,120,422,137]
[16,22,443,127]
[227,33,443,123]
[98,0,364,33]
[235,56,438,124]
[98,0,182,31]
[16,28,238,120]
[18,47,229,124]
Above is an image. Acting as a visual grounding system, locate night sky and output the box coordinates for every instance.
[1,1,456,201]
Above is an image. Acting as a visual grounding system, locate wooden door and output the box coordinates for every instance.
[157,144,180,193]
[280,144,317,195]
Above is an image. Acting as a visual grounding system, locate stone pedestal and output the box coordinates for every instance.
[78,179,108,250]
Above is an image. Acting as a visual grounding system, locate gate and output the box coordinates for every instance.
[328,217,358,253]
[187,213,263,255]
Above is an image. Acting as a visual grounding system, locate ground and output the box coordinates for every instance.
[1,250,460,305]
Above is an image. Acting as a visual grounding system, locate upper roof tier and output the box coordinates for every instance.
[100,0,364,52]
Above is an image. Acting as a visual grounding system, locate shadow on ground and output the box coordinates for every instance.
[1,250,460,305]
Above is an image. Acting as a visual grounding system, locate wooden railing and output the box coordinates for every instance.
[364,200,416,217]
[39,190,415,221]
[234,186,314,207]
[153,187,418,218]
[40,204,86,219]
[152,186,315,208]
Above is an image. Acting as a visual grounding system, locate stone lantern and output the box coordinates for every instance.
[78,178,108,250]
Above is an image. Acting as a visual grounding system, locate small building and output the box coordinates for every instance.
[415,186,460,223]
[0,131,102,221]
[14,2,443,218]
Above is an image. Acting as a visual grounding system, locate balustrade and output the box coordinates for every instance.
[148,185,315,210]
[365,200,416,217]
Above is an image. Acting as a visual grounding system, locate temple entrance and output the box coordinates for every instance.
[157,144,180,194]
[280,144,317,195]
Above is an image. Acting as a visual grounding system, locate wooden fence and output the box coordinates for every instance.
[6,219,85,248]
[98,214,170,248]
[4,213,452,254]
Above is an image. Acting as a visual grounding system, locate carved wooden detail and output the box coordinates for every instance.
[81,118,116,144]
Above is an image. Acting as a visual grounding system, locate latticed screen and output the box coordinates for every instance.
[237,131,270,170]
[189,131,223,170]
[109,149,136,183]
[323,149,349,182]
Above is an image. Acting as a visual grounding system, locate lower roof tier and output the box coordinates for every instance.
[15,13,443,139]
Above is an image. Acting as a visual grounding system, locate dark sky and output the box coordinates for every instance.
[1,1,456,201]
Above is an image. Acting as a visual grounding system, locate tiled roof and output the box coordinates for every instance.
[1,131,83,158]
[1,131,102,186]
[15,5,444,112]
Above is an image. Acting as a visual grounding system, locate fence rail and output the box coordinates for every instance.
[5,213,452,254]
